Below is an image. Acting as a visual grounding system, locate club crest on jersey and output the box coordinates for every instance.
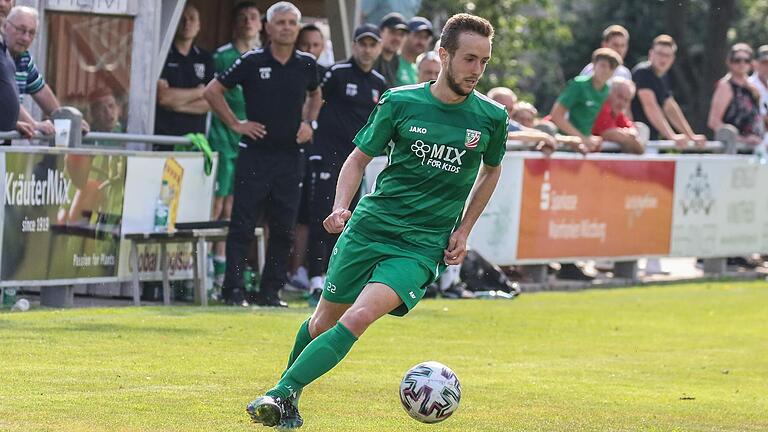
[372,89,380,103]
[346,83,358,96]
[259,67,271,79]
[465,129,481,148]
[193,63,206,80]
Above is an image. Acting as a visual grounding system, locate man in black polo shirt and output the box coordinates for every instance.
[204,1,322,307]
[372,12,409,88]
[305,23,386,305]
[155,3,214,136]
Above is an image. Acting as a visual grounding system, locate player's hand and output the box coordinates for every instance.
[444,231,468,265]
[15,121,35,138]
[232,120,266,140]
[296,121,313,144]
[324,207,351,234]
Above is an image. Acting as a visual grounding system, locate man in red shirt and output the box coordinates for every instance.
[592,77,645,154]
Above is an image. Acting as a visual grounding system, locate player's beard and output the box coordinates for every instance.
[445,58,474,97]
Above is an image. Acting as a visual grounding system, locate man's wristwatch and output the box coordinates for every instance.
[304,120,318,130]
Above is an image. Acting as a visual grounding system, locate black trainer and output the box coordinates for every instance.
[276,392,303,430]
[246,396,282,427]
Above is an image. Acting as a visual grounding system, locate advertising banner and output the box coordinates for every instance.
[162,158,184,231]
[515,158,675,260]
[1,151,126,280]
[670,157,768,257]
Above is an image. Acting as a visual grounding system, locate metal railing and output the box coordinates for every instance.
[0,130,192,147]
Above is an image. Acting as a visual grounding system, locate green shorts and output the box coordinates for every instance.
[215,155,237,197]
[323,228,442,316]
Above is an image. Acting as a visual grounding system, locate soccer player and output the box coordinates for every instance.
[245,13,509,428]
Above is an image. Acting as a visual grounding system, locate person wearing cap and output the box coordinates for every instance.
[203,1,322,308]
[373,12,409,88]
[748,45,768,130]
[304,23,386,306]
[395,16,433,86]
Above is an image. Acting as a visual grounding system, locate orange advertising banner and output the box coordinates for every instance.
[517,159,675,259]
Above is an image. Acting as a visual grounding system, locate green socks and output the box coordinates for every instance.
[267,322,358,400]
[282,317,313,378]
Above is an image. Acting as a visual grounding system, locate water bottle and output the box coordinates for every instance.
[153,180,170,232]
[244,266,256,293]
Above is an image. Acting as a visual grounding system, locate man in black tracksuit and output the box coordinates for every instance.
[204,2,322,307]
[305,24,386,302]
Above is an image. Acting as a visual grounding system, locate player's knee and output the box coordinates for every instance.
[308,314,335,338]
[339,306,377,336]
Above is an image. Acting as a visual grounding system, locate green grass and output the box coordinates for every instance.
[0,281,766,432]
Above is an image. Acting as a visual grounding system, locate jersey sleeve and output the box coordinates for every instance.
[556,79,580,109]
[25,55,45,95]
[483,114,509,167]
[353,90,395,157]
[217,55,248,89]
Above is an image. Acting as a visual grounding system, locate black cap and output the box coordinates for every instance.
[354,23,381,42]
[380,12,409,31]
[408,16,433,35]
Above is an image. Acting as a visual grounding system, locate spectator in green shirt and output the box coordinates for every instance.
[208,1,261,287]
[551,47,622,154]
[395,16,433,86]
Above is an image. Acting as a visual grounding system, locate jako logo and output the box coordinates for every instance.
[409,125,427,134]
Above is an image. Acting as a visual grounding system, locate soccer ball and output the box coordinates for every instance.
[399,361,461,423]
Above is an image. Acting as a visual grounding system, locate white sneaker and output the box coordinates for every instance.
[287,266,310,291]
[309,276,324,292]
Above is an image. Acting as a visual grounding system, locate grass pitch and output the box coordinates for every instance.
[0,281,766,431]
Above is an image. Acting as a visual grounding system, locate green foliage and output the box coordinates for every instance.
[1,282,767,431]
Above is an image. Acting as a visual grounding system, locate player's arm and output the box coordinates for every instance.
[324,148,373,233]
[157,79,204,109]
[444,163,501,265]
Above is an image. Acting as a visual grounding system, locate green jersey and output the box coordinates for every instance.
[394,57,418,87]
[350,82,509,261]
[556,75,609,136]
[209,43,247,158]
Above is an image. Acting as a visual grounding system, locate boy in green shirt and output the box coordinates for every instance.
[208,2,261,286]
[551,47,622,154]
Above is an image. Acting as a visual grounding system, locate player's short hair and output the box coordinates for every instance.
[602,25,629,42]
[487,87,517,102]
[232,1,259,24]
[439,13,494,56]
[652,34,677,52]
[592,47,623,69]
[6,6,38,24]
[266,1,301,23]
